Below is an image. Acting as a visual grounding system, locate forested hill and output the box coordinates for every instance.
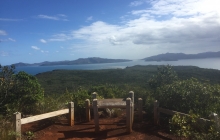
[143,51,220,61]
[13,57,132,67]
[36,65,220,95]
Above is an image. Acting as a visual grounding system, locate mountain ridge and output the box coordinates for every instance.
[12,57,132,67]
[143,51,220,61]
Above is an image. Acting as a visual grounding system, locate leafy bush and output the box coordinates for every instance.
[0,65,44,116]
[155,78,220,117]
[0,115,14,140]
[148,65,178,91]
[170,113,220,140]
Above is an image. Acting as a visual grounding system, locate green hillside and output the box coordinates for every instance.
[36,65,220,95]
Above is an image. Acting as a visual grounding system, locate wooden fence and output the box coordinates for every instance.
[14,102,74,140]
[85,91,143,133]
[154,100,219,126]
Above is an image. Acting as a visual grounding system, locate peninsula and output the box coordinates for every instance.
[143,51,220,61]
[13,57,132,67]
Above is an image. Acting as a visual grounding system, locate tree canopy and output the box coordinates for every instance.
[0,65,44,115]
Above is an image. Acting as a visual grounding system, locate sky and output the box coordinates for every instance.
[0,0,220,65]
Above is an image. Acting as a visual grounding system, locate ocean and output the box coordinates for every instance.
[15,58,220,75]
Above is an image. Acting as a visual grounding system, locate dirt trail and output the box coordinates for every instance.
[21,114,179,140]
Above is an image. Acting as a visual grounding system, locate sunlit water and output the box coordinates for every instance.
[15,58,220,75]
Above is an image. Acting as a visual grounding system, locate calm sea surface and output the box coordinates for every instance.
[15,58,220,75]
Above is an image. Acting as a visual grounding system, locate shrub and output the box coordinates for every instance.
[170,113,220,140]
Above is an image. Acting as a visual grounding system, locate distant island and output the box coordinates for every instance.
[13,57,132,67]
[143,51,220,61]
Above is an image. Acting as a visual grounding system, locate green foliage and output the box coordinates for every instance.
[0,65,16,114]
[155,78,220,117]
[35,66,153,95]
[39,93,72,113]
[1,64,220,139]
[0,116,14,140]
[0,65,44,115]
[71,88,90,117]
[8,130,21,139]
[12,71,44,114]
[170,113,220,140]
[24,131,35,140]
[40,87,90,121]
[148,65,178,90]
[36,65,220,96]
[111,108,123,118]
[88,84,128,99]
[148,65,220,139]
[74,87,89,102]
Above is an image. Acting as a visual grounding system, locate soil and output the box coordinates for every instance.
[21,112,181,140]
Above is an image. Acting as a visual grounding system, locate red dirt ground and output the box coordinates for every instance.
[21,112,181,140]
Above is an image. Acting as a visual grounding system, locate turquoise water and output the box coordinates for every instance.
[15,58,220,75]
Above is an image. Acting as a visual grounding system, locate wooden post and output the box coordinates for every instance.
[129,91,134,104]
[126,98,132,133]
[14,112,21,140]
[92,92,97,99]
[93,99,99,132]
[129,91,134,124]
[85,99,91,122]
[210,113,219,129]
[138,98,143,122]
[69,102,74,126]
[154,100,159,125]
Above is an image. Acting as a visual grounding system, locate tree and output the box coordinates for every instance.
[12,71,44,114]
[0,65,15,114]
[148,65,178,90]
[155,78,220,117]
[0,65,44,115]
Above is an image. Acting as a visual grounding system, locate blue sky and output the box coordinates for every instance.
[0,0,220,65]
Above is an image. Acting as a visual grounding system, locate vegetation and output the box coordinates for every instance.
[1,64,220,139]
[36,65,220,94]
[169,113,220,139]
[0,65,44,116]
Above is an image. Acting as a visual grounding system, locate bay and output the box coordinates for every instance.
[15,58,220,75]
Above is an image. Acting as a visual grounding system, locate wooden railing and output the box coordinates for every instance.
[14,102,74,140]
[85,91,143,133]
[153,100,219,125]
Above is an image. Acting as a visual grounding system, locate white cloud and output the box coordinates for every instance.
[31,46,49,54]
[138,0,220,17]
[37,14,68,21]
[38,15,59,20]
[31,46,40,50]
[57,14,67,17]
[0,18,23,21]
[71,0,220,49]
[86,16,93,22]
[72,21,121,42]
[129,0,145,7]
[40,39,47,43]
[43,0,220,58]
[49,33,72,41]
[0,51,9,56]
[8,38,16,42]
[0,38,16,42]
[0,30,7,36]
